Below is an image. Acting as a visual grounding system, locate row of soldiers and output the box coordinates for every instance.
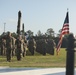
[28,37,56,56]
[0,32,56,62]
[0,32,27,62]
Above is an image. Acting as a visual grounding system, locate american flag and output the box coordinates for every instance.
[56,11,69,55]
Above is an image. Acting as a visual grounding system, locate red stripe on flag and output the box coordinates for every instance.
[56,11,69,55]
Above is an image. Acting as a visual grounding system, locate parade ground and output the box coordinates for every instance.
[0,67,76,75]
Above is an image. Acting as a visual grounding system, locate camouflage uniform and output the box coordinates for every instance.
[28,38,35,55]
[36,39,41,54]
[36,39,46,55]
[6,32,13,62]
[22,39,27,57]
[0,38,6,55]
[46,39,55,55]
[15,35,22,61]
[11,37,16,57]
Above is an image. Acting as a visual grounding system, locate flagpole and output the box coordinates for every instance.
[4,23,6,33]
[66,34,75,75]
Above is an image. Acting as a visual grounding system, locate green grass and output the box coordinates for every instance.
[0,48,75,68]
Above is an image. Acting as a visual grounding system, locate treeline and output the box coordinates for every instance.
[0,27,69,48]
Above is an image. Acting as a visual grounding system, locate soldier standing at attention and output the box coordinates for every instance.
[6,32,13,62]
[11,36,16,57]
[15,35,22,61]
[0,38,6,56]
[22,37,27,57]
[28,37,35,55]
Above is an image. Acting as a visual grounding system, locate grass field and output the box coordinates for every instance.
[0,48,75,68]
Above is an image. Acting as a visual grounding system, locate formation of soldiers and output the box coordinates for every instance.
[0,32,56,62]
[0,32,27,62]
[28,37,56,56]
[0,11,56,62]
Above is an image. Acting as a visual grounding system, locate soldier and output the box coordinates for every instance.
[22,37,27,57]
[39,39,46,55]
[6,32,13,62]
[11,36,16,57]
[15,35,22,61]
[46,39,56,55]
[0,38,6,56]
[36,39,41,54]
[28,37,35,55]
[42,39,46,55]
